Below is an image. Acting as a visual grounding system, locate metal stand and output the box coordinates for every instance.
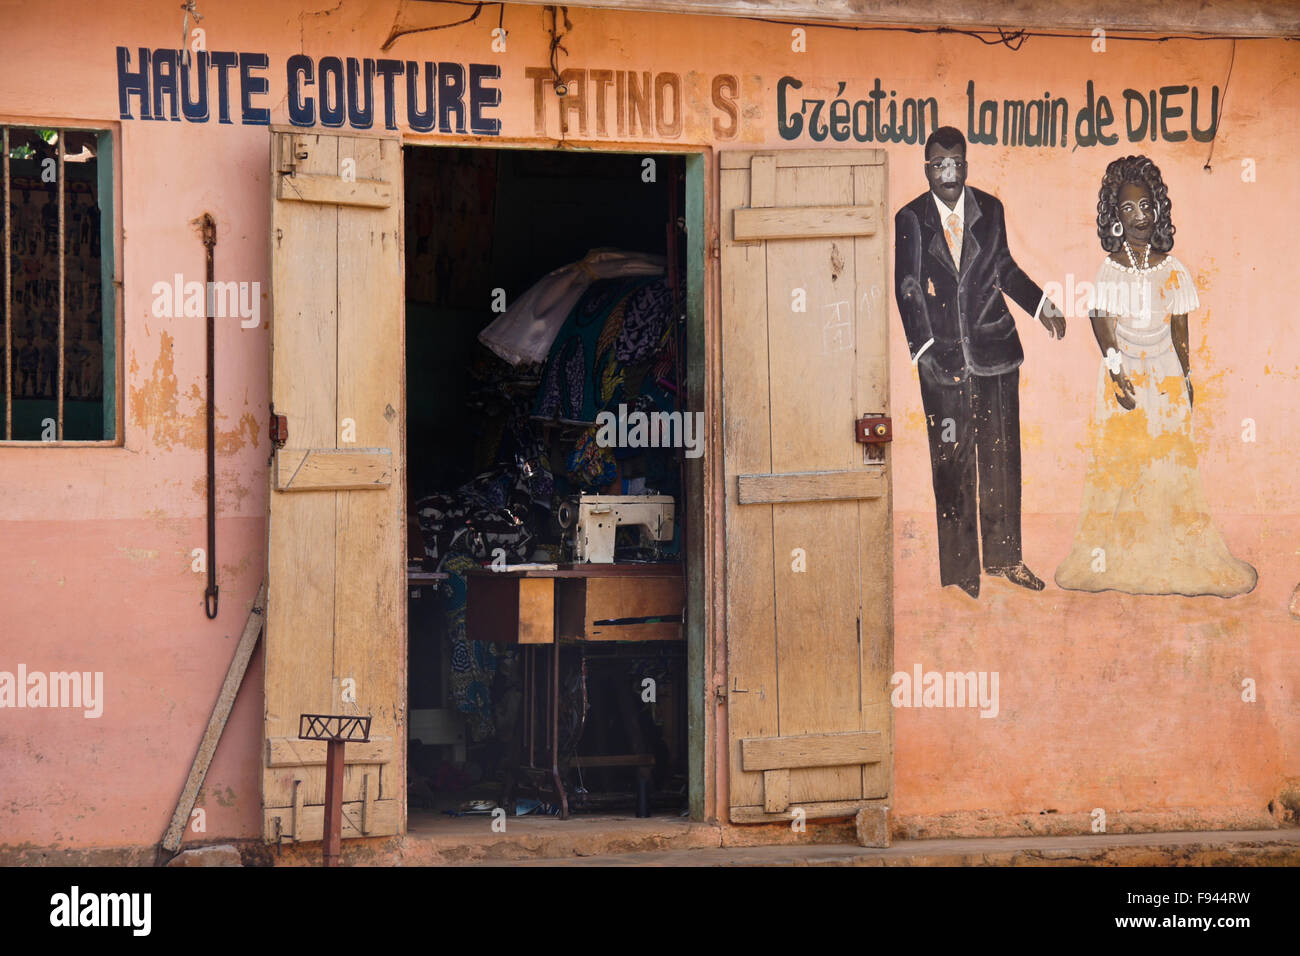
[298,714,371,867]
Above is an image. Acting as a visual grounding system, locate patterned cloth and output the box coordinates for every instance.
[535,276,676,423]
[414,471,535,567]
[413,392,555,739]
[438,553,506,742]
[565,427,618,490]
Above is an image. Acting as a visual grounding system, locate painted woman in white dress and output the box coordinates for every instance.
[1055,156,1256,597]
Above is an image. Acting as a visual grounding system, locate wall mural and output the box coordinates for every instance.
[109,41,1259,601]
[1053,156,1257,597]
[894,126,1065,600]
[894,128,1256,600]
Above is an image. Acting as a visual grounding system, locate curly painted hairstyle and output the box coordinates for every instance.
[1096,155,1175,253]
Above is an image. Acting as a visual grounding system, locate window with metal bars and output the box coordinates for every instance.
[1,124,116,442]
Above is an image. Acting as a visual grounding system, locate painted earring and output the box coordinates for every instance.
[1111,221,1124,237]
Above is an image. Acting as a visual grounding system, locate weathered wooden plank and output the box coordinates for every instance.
[742,731,883,771]
[277,172,392,208]
[266,130,339,839]
[738,469,884,504]
[275,448,393,491]
[361,771,378,835]
[505,0,1296,37]
[583,574,684,624]
[724,148,893,821]
[263,797,399,843]
[332,134,406,817]
[290,779,304,838]
[720,159,778,812]
[766,160,866,807]
[763,769,790,813]
[516,577,555,644]
[264,762,383,807]
[266,735,394,767]
[734,203,876,241]
[730,798,888,825]
[586,620,684,642]
[161,583,266,852]
[749,154,776,207]
[853,161,894,802]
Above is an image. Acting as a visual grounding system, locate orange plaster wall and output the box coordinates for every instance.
[0,0,1296,849]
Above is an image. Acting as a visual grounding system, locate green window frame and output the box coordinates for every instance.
[1,122,117,443]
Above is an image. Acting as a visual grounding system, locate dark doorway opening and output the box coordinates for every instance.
[402,145,699,826]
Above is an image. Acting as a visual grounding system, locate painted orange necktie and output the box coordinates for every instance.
[945,212,963,265]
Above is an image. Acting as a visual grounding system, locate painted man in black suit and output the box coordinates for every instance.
[894,126,1065,598]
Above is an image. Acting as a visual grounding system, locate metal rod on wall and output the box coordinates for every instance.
[202,213,219,619]
[3,126,10,441]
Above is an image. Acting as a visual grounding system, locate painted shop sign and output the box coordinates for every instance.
[115,47,503,134]
[522,68,742,140]
[776,76,1221,147]
[114,46,742,141]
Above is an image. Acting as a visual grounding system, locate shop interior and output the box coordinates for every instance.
[403,145,695,823]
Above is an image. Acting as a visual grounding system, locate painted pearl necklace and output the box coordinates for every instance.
[1118,238,1160,274]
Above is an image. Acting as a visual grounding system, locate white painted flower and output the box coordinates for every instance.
[1104,348,1123,373]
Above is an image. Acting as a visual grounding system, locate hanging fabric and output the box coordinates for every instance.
[534,274,676,424]
[477,248,664,365]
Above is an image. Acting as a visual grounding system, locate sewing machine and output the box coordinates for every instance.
[556,494,676,563]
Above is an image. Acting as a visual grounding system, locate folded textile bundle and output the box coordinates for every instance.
[413,467,541,567]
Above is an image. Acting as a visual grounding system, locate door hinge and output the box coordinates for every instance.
[269,405,288,466]
[277,134,307,175]
[717,676,751,705]
[709,236,720,259]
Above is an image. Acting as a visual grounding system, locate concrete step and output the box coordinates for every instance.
[462,827,1300,866]
[397,812,725,864]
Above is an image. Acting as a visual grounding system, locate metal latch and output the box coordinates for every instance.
[277,135,309,174]
[270,406,288,449]
[855,414,892,444]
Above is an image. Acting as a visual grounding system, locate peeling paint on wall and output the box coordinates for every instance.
[129,333,261,453]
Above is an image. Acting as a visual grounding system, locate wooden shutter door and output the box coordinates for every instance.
[263,128,405,843]
[720,150,893,824]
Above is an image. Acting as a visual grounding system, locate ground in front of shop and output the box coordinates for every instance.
[248,812,1300,866]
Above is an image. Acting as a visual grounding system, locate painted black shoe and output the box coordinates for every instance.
[988,562,1045,591]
